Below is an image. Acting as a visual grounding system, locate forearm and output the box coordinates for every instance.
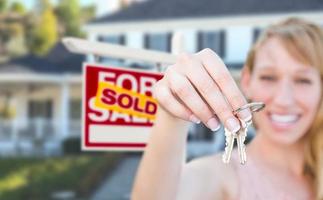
[131,107,191,200]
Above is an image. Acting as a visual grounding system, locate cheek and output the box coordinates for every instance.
[295,86,322,111]
[248,79,274,102]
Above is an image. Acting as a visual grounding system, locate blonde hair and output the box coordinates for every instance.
[245,18,323,199]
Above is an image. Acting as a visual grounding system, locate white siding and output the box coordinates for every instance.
[182,30,197,53]
[226,26,253,63]
[125,32,144,49]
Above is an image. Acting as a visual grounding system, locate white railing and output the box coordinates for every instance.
[0,118,81,141]
[0,118,81,156]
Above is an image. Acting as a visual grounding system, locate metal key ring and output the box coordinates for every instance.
[233,102,265,116]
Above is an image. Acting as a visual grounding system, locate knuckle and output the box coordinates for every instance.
[173,82,191,98]
[154,86,170,104]
[185,56,203,75]
[215,105,232,120]
[200,48,213,54]
[230,93,245,108]
[178,52,192,63]
[199,79,216,94]
[200,48,215,57]
[153,80,164,95]
[157,92,170,106]
[216,73,231,85]
[164,65,175,76]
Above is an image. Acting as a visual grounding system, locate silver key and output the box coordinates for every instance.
[223,102,265,164]
[237,117,254,164]
[222,128,237,163]
[236,121,247,164]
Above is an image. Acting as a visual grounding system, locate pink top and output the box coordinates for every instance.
[230,152,312,200]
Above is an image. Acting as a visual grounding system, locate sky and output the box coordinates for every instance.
[9,0,94,10]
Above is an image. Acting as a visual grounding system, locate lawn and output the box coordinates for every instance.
[0,153,122,200]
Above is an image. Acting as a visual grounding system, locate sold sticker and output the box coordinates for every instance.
[83,64,163,151]
[94,82,157,120]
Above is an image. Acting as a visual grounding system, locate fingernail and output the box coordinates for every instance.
[207,118,221,131]
[189,115,201,124]
[238,108,252,123]
[226,117,241,133]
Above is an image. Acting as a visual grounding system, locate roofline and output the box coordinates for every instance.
[84,11,323,34]
[0,73,82,84]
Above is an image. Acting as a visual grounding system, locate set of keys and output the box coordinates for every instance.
[222,102,265,165]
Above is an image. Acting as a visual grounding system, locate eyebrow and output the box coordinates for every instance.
[295,68,316,74]
[255,66,316,74]
[254,66,276,72]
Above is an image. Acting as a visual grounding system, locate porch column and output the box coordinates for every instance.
[60,81,70,139]
[87,32,98,63]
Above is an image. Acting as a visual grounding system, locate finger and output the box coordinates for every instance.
[154,80,200,123]
[165,68,221,131]
[196,48,252,122]
[181,55,241,133]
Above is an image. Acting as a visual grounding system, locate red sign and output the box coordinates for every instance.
[83,63,163,151]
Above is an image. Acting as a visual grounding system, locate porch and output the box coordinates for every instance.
[0,73,83,156]
[0,118,81,156]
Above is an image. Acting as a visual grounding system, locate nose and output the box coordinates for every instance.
[272,79,295,107]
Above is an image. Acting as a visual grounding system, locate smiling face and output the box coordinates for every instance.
[242,37,322,145]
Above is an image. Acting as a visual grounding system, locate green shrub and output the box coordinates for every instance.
[62,137,81,154]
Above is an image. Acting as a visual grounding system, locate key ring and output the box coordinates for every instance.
[233,102,265,116]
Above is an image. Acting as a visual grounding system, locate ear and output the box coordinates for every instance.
[240,65,252,100]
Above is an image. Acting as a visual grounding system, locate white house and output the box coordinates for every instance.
[0,0,322,156]
[0,43,84,156]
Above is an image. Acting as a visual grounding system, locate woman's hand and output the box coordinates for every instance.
[153,48,252,133]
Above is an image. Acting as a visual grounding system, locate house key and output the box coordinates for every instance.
[222,102,265,165]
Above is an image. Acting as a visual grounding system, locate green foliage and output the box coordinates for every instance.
[10,1,26,14]
[0,154,122,199]
[29,0,58,56]
[0,0,7,12]
[1,0,96,58]
[56,0,82,37]
[62,137,81,154]
[81,5,96,23]
[35,0,51,13]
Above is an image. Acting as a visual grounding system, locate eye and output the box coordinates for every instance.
[295,78,312,85]
[259,75,277,81]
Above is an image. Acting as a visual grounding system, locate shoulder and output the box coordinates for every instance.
[177,152,239,200]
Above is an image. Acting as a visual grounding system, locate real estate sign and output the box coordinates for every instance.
[83,63,163,151]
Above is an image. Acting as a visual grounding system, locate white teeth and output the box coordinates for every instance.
[270,114,299,123]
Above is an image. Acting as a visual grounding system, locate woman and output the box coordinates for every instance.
[131,18,323,200]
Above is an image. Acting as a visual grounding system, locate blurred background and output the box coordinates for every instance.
[0,0,322,199]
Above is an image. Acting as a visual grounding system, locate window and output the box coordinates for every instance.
[69,99,82,119]
[28,100,52,119]
[198,30,225,57]
[97,35,125,64]
[253,28,262,43]
[144,33,172,52]
[98,35,125,45]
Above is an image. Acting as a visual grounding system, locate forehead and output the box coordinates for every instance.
[253,37,315,74]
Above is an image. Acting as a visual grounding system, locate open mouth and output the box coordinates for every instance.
[269,113,300,123]
[268,113,301,130]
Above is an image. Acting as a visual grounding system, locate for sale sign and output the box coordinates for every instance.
[83,63,163,151]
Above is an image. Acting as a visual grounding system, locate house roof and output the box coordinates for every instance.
[90,0,323,24]
[0,42,85,74]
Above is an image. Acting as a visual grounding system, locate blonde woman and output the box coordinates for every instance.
[132,18,323,200]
